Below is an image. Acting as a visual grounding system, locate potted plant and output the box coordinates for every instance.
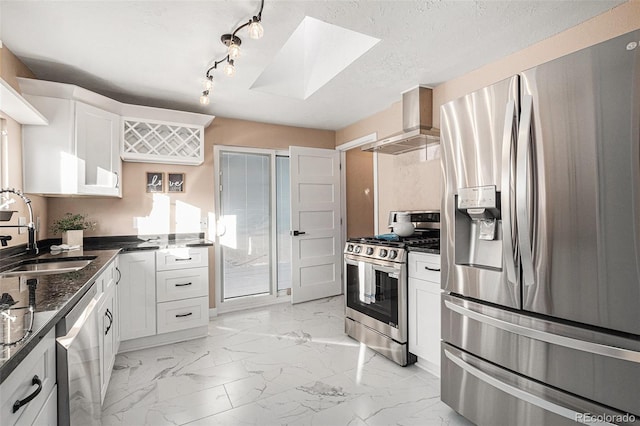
[51,213,96,246]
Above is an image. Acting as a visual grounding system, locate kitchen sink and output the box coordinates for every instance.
[0,256,97,278]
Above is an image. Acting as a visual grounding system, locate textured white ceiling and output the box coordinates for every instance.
[0,1,624,130]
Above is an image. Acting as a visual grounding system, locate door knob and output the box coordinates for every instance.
[290,230,306,236]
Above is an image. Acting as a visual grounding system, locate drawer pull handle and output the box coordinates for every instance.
[424,266,441,272]
[175,257,193,261]
[105,309,113,335]
[176,312,193,318]
[175,282,192,287]
[13,375,42,413]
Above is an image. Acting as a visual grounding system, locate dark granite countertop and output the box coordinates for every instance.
[0,234,212,384]
[0,249,120,383]
[74,234,213,252]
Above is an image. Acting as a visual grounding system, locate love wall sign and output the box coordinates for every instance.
[146,172,185,193]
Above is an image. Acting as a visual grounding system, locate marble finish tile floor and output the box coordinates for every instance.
[102,296,473,426]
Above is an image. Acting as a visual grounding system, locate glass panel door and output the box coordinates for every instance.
[219,151,271,300]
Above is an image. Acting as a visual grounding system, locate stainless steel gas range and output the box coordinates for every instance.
[344,211,439,366]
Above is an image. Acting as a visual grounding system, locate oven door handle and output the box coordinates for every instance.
[372,265,402,275]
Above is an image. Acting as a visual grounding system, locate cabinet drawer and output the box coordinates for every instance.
[408,252,441,283]
[157,297,209,334]
[157,267,208,302]
[0,329,56,426]
[156,247,208,271]
[32,385,57,426]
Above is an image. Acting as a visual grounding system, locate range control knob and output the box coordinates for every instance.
[347,244,354,252]
[379,249,388,258]
[388,250,398,260]
[354,245,362,254]
[366,247,374,255]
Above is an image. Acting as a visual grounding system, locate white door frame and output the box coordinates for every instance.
[213,145,289,313]
[335,132,378,294]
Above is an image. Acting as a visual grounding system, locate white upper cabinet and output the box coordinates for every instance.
[17,78,214,195]
[19,79,122,197]
[120,99,213,166]
[22,95,121,197]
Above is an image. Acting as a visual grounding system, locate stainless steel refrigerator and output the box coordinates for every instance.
[440,29,640,425]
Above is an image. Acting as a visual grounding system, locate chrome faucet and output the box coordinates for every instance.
[0,188,38,255]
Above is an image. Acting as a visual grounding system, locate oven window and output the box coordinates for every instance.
[346,263,399,327]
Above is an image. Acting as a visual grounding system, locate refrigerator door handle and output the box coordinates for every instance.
[516,94,536,287]
[501,100,518,286]
[444,298,640,363]
[442,347,620,425]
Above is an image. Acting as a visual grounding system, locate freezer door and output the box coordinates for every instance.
[441,343,637,426]
[442,294,640,418]
[519,29,640,335]
[441,76,520,308]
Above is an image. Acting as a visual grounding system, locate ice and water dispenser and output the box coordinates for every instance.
[455,185,503,270]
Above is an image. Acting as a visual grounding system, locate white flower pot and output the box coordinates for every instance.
[62,230,83,246]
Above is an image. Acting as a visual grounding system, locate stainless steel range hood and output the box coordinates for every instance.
[361,86,440,155]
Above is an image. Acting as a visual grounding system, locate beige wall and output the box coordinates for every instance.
[0,46,48,253]
[345,148,374,238]
[337,0,640,232]
[432,0,640,121]
[377,149,441,231]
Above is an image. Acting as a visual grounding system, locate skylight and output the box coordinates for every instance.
[251,16,380,100]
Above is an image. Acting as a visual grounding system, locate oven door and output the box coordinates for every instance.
[345,255,406,343]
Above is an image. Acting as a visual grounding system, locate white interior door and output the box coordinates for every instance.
[290,146,342,303]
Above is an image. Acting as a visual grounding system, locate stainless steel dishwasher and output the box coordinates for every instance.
[56,282,101,425]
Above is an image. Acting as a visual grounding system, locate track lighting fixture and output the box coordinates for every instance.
[199,0,264,105]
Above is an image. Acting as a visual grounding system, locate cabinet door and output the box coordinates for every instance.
[98,286,116,402]
[408,277,441,373]
[114,257,121,353]
[118,252,156,341]
[75,102,121,196]
[22,95,77,195]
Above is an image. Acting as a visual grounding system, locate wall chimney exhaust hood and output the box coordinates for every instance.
[361,86,439,155]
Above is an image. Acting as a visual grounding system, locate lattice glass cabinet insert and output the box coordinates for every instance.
[122,119,205,165]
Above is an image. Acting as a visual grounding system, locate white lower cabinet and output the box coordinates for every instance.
[117,247,209,352]
[0,329,57,426]
[117,251,156,341]
[408,252,441,376]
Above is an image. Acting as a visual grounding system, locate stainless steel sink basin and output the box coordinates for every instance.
[0,256,97,278]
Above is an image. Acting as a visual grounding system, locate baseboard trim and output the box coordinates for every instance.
[415,356,441,377]
[209,307,218,318]
[117,326,208,353]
